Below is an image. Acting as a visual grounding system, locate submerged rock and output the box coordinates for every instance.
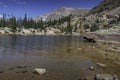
[34,68,46,75]
[96,63,107,68]
[77,48,82,51]
[21,70,28,73]
[89,66,95,70]
[105,45,120,53]
[94,74,118,80]
[82,33,98,43]
[0,71,4,74]
[8,67,15,71]
[16,65,27,68]
[93,46,96,49]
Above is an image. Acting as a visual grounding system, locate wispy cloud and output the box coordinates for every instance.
[0,2,3,4]
[4,5,8,8]
[16,1,27,5]
[0,1,8,8]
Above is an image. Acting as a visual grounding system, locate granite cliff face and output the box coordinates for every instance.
[80,0,120,34]
[35,7,90,21]
[87,0,120,15]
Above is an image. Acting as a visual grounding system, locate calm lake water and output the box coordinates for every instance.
[0,35,103,80]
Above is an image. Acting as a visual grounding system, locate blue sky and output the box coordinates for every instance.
[0,0,103,18]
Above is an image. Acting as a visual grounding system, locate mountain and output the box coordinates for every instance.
[34,0,120,35]
[35,7,90,21]
[87,0,120,15]
[84,0,120,34]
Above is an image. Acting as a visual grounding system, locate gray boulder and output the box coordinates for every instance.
[94,74,118,80]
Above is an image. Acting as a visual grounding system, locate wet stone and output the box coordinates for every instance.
[21,70,28,73]
[16,72,20,73]
[8,67,15,71]
[33,71,38,75]
[83,78,87,80]
[0,71,4,74]
[78,78,87,80]
[78,78,82,80]
[16,65,27,68]
[89,66,95,70]
[32,76,35,78]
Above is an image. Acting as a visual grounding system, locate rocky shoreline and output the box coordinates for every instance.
[82,32,120,42]
[82,32,120,53]
[0,27,81,36]
[82,32,120,79]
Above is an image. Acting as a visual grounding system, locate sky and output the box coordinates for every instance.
[0,0,103,18]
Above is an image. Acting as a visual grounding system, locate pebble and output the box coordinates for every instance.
[77,48,82,51]
[93,47,96,48]
[89,66,95,70]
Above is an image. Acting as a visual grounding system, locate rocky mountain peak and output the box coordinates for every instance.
[35,7,90,21]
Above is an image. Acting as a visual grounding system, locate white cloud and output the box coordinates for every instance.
[0,14,3,18]
[7,0,27,5]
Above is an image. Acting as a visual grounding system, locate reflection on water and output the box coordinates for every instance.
[0,35,102,80]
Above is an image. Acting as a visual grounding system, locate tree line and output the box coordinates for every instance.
[0,13,72,33]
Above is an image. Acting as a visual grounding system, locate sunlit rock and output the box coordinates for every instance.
[96,63,107,68]
[95,74,118,80]
[34,68,46,75]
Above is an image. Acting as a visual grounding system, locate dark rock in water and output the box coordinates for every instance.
[32,76,35,78]
[83,78,87,80]
[16,65,27,68]
[78,78,87,80]
[82,33,100,43]
[16,71,28,73]
[21,70,28,73]
[0,71,4,74]
[33,71,39,75]
[28,65,31,68]
[8,67,15,71]
[78,78,82,80]
[83,36,96,43]
[94,74,118,80]
[16,72,20,73]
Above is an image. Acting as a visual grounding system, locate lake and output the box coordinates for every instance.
[0,35,103,80]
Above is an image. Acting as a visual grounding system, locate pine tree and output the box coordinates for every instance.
[1,13,6,27]
[65,15,72,35]
[8,15,17,32]
[23,13,28,28]
[90,24,99,32]
[74,23,77,32]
